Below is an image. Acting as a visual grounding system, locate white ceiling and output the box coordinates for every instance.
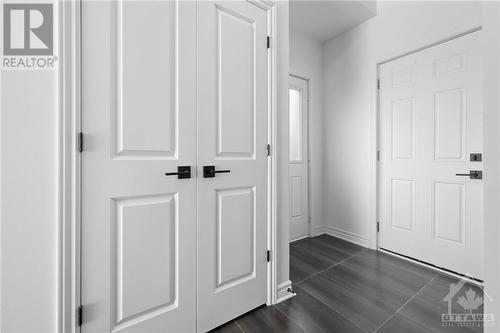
[290,0,377,43]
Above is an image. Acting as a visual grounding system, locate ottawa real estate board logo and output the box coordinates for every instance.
[2,3,56,69]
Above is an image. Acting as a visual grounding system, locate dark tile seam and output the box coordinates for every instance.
[372,273,440,333]
[293,250,364,286]
[233,319,245,333]
[274,284,370,333]
[270,305,307,333]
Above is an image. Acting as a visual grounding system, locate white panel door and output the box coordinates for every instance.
[81,1,197,332]
[197,1,269,331]
[289,76,309,241]
[379,32,483,279]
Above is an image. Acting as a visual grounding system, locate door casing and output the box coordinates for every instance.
[59,1,280,331]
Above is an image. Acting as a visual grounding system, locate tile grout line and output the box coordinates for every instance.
[272,305,307,333]
[288,281,371,333]
[234,319,245,333]
[294,250,364,286]
[372,273,440,333]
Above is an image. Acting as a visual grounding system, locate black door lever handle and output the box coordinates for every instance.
[165,166,191,179]
[203,166,231,178]
[456,170,482,179]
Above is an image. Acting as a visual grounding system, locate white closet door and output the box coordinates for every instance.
[289,76,310,241]
[379,32,483,279]
[81,1,197,332]
[197,1,269,331]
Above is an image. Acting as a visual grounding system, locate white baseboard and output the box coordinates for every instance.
[276,280,295,303]
[312,225,370,248]
[290,234,309,243]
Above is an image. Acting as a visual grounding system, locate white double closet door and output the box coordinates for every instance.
[81,1,269,332]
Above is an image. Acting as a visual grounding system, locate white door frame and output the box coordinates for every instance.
[288,72,311,240]
[374,28,484,270]
[59,1,279,331]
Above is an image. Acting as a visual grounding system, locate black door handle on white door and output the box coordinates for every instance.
[203,166,231,178]
[455,170,482,179]
[165,166,191,179]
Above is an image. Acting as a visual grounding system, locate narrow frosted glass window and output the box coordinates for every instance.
[289,88,302,161]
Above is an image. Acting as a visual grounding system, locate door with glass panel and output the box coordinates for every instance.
[289,76,310,241]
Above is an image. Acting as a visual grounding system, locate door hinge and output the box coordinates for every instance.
[267,36,270,49]
[77,305,83,327]
[377,221,380,233]
[77,132,83,153]
[266,144,271,157]
[267,250,271,262]
[377,79,380,90]
[377,150,380,161]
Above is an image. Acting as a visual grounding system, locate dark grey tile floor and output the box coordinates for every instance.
[211,234,484,333]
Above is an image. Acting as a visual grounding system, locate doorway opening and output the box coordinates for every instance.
[289,75,310,242]
[376,30,484,281]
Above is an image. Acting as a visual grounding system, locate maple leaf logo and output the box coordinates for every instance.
[457,288,483,314]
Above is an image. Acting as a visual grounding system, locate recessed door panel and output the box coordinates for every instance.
[434,88,465,161]
[290,177,303,218]
[434,53,466,77]
[433,182,465,244]
[217,7,255,158]
[391,180,414,232]
[216,187,256,290]
[392,98,415,160]
[113,194,177,327]
[115,0,177,158]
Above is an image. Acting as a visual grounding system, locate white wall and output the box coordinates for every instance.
[1,69,60,332]
[289,29,324,236]
[482,2,500,330]
[322,1,483,247]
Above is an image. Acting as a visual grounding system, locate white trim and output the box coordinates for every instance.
[250,0,279,306]
[276,280,295,303]
[312,226,370,248]
[60,1,81,332]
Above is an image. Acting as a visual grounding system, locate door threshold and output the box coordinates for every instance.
[379,247,484,285]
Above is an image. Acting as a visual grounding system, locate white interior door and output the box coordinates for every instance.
[379,32,483,279]
[289,76,310,241]
[197,1,269,331]
[81,1,197,332]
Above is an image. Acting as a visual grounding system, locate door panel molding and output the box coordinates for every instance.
[111,193,178,328]
[215,186,256,292]
[114,0,179,159]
